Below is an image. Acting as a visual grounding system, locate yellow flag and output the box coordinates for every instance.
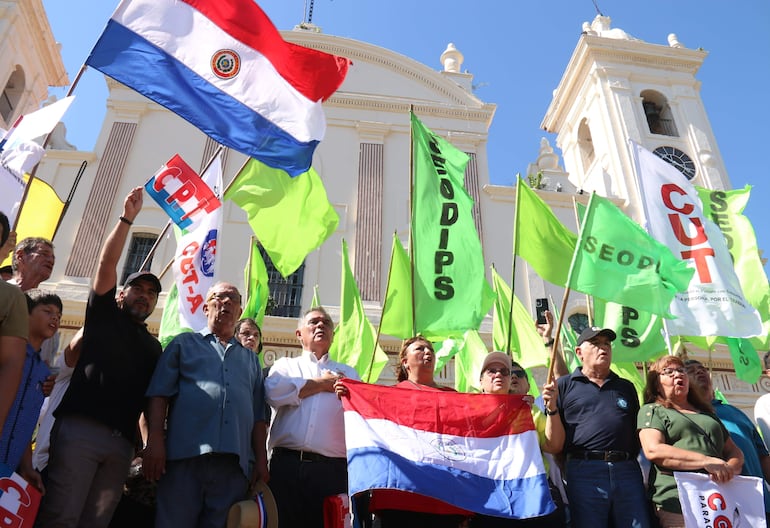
[2,175,64,266]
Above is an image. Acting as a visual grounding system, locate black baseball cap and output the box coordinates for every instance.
[124,271,162,294]
[577,326,617,346]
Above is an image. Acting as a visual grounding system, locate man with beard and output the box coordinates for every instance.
[265,307,359,528]
[144,282,268,528]
[37,187,162,528]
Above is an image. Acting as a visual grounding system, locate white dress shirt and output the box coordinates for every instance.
[266,351,359,458]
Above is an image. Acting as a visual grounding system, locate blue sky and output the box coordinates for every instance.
[42,0,770,266]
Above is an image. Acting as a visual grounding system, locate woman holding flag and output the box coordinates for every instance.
[638,355,744,528]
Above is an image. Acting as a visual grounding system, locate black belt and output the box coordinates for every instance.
[568,450,633,462]
[273,447,345,463]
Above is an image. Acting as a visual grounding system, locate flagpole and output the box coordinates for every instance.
[11,64,90,231]
[244,235,255,309]
[137,146,225,272]
[571,196,594,326]
[408,107,416,337]
[506,176,523,355]
[547,287,572,383]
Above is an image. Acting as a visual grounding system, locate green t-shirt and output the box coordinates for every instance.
[638,403,728,514]
[0,282,28,340]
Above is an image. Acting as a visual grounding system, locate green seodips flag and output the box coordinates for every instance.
[225,158,339,278]
[514,177,578,286]
[567,193,694,317]
[242,238,269,327]
[410,112,493,339]
[328,240,388,383]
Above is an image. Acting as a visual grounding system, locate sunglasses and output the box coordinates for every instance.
[485,367,511,377]
[510,369,528,379]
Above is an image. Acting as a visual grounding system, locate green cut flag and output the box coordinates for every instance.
[225,159,339,277]
[514,177,578,285]
[410,112,494,339]
[379,233,413,338]
[243,239,269,326]
[328,240,388,383]
[594,301,667,363]
[697,186,770,349]
[490,266,547,368]
[726,337,762,383]
[567,193,694,317]
[158,283,193,349]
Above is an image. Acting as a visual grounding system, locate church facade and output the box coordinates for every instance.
[6,2,766,410]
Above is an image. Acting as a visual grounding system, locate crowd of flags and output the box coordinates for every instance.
[3,0,770,520]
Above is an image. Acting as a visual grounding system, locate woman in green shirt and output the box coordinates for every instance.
[638,355,743,528]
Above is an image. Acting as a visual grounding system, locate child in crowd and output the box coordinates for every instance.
[0,289,61,492]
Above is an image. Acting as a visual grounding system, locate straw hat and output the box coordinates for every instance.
[226,481,278,528]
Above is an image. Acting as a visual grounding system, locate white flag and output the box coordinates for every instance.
[171,154,223,332]
[2,96,75,149]
[633,140,762,337]
[675,471,766,527]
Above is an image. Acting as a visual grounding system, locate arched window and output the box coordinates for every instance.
[120,233,158,285]
[641,90,679,137]
[259,244,305,318]
[577,118,595,172]
[0,66,25,124]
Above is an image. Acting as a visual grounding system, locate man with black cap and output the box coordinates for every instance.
[556,326,650,528]
[38,187,163,528]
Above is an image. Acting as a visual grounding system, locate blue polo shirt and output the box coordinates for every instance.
[0,344,50,471]
[146,330,265,477]
[557,367,641,454]
[712,400,770,513]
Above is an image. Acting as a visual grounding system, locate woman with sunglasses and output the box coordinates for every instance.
[638,355,744,528]
[472,352,565,527]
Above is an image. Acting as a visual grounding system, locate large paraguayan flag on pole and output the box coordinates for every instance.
[86,0,350,176]
[341,380,555,519]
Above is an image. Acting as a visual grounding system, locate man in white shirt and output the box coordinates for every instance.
[265,307,359,528]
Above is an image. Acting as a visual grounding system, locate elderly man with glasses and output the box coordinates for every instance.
[144,282,268,528]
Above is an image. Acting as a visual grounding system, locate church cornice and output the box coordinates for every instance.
[18,0,68,87]
[282,30,487,110]
[542,35,706,134]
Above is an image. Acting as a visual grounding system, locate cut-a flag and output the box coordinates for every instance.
[86,0,350,176]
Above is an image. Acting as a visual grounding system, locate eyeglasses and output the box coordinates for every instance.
[510,369,528,379]
[208,292,240,303]
[485,367,511,377]
[660,367,686,377]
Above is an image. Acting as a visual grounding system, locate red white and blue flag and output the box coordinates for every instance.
[145,154,221,231]
[0,464,41,528]
[86,0,350,176]
[341,380,555,519]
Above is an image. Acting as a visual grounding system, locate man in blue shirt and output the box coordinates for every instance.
[0,289,60,491]
[686,359,770,523]
[144,282,268,528]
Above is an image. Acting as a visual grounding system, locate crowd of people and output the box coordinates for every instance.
[1,187,770,528]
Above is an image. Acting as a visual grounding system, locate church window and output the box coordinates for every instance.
[641,90,679,137]
[120,233,158,285]
[0,66,25,125]
[577,119,595,171]
[259,244,304,318]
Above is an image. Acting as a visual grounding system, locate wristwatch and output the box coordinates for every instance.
[544,408,559,416]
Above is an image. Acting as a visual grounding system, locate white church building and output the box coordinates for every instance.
[3,0,765,410]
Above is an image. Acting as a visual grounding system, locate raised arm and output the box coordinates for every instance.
[93,187,144,296]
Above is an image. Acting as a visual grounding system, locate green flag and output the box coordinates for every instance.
[224,159,339,277]
[612,362,645,404]
[379,233,413,338]
[451,329,490,393]
[410,112,494,338]
[594,301,667,362]
[243,239,269,326]
[567,193,694,317]
[726,337,762,383]
[697,186,770,349]
[514,177,578,285]
[158,283,193,349]
[328,240,388,383]
[490,267,547,368]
